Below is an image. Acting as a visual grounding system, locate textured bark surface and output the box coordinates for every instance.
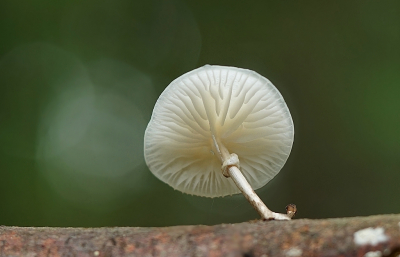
[1,214,400,257]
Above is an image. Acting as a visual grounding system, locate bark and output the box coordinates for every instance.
[1,214,400,257]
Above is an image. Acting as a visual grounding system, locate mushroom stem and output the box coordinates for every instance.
[212,136,290,220]
[227,166,290,220]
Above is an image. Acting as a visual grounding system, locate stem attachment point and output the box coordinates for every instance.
[221,153,240,178]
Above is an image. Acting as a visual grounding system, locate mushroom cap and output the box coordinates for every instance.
[144,65,294,197]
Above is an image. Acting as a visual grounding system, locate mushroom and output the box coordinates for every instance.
[144,65,294,220]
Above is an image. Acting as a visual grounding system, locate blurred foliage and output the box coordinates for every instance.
[0,0,400,227]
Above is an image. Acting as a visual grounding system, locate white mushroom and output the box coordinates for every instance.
[144,65,294,220]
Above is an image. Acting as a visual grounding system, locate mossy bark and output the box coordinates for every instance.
[1,214,400,257]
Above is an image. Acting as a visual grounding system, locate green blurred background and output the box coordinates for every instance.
[0,0,399,227]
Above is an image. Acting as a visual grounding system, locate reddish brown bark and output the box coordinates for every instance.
[1,214,400,257]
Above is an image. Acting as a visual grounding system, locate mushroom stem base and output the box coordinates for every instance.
[211,137,290,220]
[227,166,290,221]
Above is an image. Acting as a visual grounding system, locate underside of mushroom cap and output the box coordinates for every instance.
[144,65,294,197]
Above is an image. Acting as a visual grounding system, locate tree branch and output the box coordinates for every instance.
[1,214,400,257]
